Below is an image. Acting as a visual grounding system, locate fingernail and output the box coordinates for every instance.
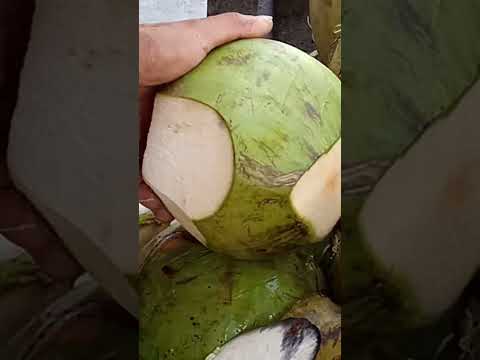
[250,15,273,35]
[258,15,273,23]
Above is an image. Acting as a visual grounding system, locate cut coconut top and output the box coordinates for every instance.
[291,139,341,239]
[142,94,234,221]
[206,318,320,360]
[359,79,480,317]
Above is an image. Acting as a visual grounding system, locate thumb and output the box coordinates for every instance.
[190,13,273,53]
[139,13,273,86]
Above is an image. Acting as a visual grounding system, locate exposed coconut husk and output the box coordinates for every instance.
[143,39,341,259]
[346,78,480,328]
[285,295,341,360]
[309,0,341,67]
[328,36,341,78]
[341,0,480,331]
[206,318,321,360]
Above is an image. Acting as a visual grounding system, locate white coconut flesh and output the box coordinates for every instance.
[206,318,320,360]
[142,95,233,244]
[142,94,341,244]
[291,140,341,239]
[359,78,480,318]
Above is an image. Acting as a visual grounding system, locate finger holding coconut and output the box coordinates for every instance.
[142,38,341,259]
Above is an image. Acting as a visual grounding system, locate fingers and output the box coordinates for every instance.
[138,13,273,222]
[139,86,156,164]
[139,13,273,86]
[189,13,273,53]
[139,181,174,223]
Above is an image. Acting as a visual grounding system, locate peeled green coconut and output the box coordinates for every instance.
[343,0,480,203]
[140,227,320,360]
[345,79,480,328]
[341,0,480,337]
[142,38,341,259]
[206,295,340,360]
[206,318,322,360]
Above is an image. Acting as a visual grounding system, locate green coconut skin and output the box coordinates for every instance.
[139,241,318,360]
[341,0,480,313]
[342,0,480,217]
[160,39,341,259]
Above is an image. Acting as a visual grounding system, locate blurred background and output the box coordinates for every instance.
[0,1,315,359]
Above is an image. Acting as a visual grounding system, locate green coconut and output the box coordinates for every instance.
[345,78,480,326]
[342,0,480,205]
[142,38,341,259]
[340,0,480,351]
[139,227,320,360]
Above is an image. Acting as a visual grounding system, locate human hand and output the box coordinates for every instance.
[138,13,273,222]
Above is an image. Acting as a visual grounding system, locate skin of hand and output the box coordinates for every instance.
[138,12,273,222]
